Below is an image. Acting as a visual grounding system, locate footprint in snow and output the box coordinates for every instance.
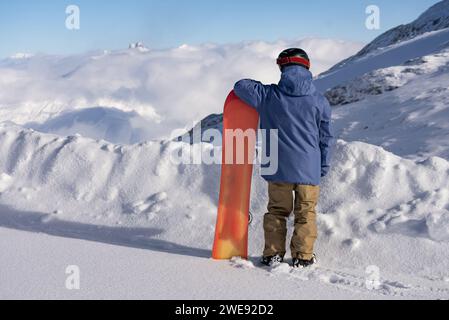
[124,192,169,219]
[0,173,13,192]
[342,238,361,250]
[229,259,416,297]
[229,257,255,270]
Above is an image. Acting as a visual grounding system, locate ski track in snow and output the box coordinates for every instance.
[228,258,449,299]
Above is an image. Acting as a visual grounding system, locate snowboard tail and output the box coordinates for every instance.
[212,91,259,260]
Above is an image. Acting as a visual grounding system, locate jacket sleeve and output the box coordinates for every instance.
[234,79,269,111]
[319,96,335,177]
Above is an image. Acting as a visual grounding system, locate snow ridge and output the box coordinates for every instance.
[0,124,448,261]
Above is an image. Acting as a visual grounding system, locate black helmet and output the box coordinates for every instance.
[277,48,310,70]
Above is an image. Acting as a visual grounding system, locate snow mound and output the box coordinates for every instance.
[321,141,449,241]
[1,124,449,282]
[427,209,449,241]
[330,50,449,161]
[0,124,448,250]
[0,173,13,192]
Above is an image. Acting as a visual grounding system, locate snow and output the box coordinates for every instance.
[330,48,449,160]
[325,48,449,106]
[0,173,13,192]
[326,0,449,76]
[0,124,449,299]
[321,141,449,245]
[1,222,447,299]
[1,226,388,300]
[316,28,449,91]
[2,123,447,246]
[427,210,449,242]
[1,1,449,300]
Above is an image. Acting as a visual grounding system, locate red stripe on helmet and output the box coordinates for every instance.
[277,56,310,69]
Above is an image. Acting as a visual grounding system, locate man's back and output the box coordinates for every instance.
[234,65,333,186]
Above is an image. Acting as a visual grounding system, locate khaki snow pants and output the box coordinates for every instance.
[263,182,320,260]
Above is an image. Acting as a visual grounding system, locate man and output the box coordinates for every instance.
[234,48,334,268]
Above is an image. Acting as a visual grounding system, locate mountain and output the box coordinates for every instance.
[129,42,150,52]
[316,1,449,161]
[325,46,449,106]
[330,47,449,161]
[315,26,449,91]
[318,0,449,104]
[327,0,449,73]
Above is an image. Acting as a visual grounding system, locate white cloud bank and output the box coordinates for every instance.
[0,38,363,142]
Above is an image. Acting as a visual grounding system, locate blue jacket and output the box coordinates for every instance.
[234,65,334,186]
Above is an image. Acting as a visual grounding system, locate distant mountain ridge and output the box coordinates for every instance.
[326,0,449,74]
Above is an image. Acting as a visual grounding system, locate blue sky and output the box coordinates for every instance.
[0,0,441,58]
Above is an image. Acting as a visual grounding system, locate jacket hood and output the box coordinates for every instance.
[278,65,315,97]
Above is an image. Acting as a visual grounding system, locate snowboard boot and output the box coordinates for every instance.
[261,254,284,267]
[292,254,317,268]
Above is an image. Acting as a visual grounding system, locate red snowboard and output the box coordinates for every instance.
[212,91,259,260]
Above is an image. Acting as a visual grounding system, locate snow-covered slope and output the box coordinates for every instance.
[315,28,449,91]
[1,123,448,245]
[328,47,449,161]
[322,0,449,84]
[0,124,449,298]
[191,30,449,163]
[325,48,449,106]
[0,226,397,300]
[189,2,449,155]
[0,38,362,143]
[302,1,449,163]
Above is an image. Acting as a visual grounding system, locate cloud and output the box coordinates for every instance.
[0,38,363,141]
